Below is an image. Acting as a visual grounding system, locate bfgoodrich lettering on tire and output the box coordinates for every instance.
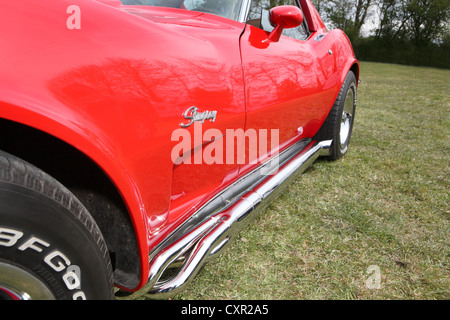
[0,151,114,300]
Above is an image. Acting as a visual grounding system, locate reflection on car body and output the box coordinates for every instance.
[0,0,359,299]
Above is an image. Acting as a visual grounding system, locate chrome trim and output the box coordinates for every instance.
[314,34,326,41]
[150,138,311,255]
[238,0,251,23]
[339,83,356,152]
[119,139,332,299]
[179,106,217,128]
[0,262,55,300]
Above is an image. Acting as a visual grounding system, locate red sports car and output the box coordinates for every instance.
[0,0,359,299]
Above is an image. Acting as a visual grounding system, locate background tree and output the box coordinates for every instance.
[312,0,374,41]
[311,0,449,68]
[406,0,450,45]
[375,0,450,44]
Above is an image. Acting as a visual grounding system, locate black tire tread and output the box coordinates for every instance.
[314,71,356,160]
[0,150,114,299]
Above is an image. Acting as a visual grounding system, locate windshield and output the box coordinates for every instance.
[120,0,244,21]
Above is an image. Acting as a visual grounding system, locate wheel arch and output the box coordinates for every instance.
[0,116,146,290]
[338,30,360,85]
[349,61,360,84]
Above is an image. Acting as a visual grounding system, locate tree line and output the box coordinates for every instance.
[311,0,450,68]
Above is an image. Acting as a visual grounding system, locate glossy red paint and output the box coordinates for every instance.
[0,0,358,291]
[268,5,304,41]
[270,5,303,28]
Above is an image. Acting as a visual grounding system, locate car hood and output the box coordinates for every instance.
[95,0,244,32]
[92,0,203,24]
[122,6,204,23]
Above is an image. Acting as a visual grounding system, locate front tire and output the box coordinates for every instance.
[0,151,114,300]
[316,71,357,160]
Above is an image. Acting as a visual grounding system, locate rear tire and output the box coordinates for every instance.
[315,71,357,160]
[0,151,114,300]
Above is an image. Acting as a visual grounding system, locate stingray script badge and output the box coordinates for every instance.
[180,106,217,128]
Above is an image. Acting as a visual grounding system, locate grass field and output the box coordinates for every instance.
[149,62,450,300]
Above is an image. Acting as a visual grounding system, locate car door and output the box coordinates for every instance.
[164,0,248,224]
[239,0,337,175]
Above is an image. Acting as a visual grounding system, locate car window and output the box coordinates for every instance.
[121,0,184,7]
[247,0,309,40]
[120,0,244,21]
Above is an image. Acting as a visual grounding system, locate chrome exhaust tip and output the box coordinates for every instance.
[121,140,332,299]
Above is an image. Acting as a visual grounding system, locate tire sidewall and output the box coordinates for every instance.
[0,181,113,300]
[333,72,357,159]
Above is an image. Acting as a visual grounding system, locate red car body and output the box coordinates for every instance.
[0,0,358,298]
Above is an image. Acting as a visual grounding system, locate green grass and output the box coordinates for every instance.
[148,62,450,300]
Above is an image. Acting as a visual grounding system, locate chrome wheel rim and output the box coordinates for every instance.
[339,85,355,150]
[0,262,55,300]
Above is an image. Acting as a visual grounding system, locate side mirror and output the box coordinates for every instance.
[268,5,304,42]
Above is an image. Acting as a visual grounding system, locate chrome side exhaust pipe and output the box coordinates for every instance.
[122,140,332,299]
